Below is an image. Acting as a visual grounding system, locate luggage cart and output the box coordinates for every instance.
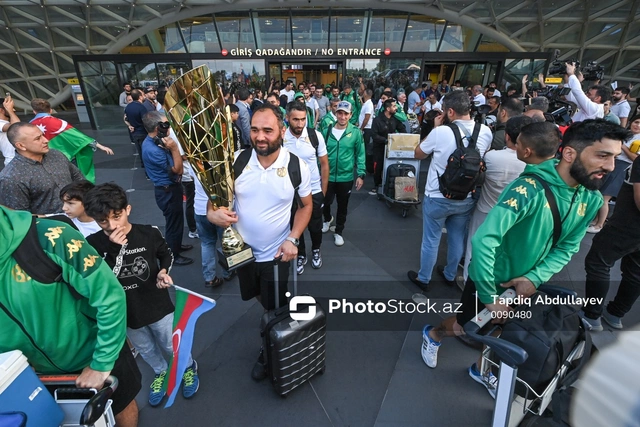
[39,375,118,427]
[463,286,590,427]
[377,134,422,218]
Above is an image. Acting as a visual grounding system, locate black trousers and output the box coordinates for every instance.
[182,181,196,233]
[237,260,290,310]
[373,144,386,187]
[291,191,324,256]
[154,184,184,256]
[323,181,353,235]
[363,128,375,174]
[584,222,640,319]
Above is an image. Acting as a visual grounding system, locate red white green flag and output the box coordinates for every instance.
[162,285,216,408]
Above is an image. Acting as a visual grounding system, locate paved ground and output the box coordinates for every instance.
[27,113,640,426]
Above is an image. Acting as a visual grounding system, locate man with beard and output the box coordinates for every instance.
[610,87,631,128]
[206,103,312,380]
[491,97,523,150]
[284,102,329,274]
[419,119,625,398]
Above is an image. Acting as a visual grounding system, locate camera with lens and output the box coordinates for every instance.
[154,121,171,147]
[548,59,580,76]
[581,61,605,81]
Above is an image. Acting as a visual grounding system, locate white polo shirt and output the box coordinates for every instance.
[358,99,374,129]
[283,127,327,195]
[234,147,311,262]
[419,119,492,198]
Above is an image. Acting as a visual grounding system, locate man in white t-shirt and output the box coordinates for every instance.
[207,103,312,381]
[280,80,296,103]
[407,91,492,290]
[611,87,631,128]
[284,102,329,274]
[0,95,19,166]
[358,89,375,174]
[421,93,442,113]
[472,85,486,106]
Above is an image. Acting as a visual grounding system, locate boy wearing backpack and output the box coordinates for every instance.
[407,91,492,291]
[83,182,200,407]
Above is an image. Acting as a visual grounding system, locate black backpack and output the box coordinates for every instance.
[438,122,486,200]
[500,293,584,397]
[233,147,304,207]
[306,127,320,157]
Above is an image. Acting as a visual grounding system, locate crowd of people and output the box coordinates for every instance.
[1,62,640,425]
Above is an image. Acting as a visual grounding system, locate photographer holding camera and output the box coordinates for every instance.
[565,62,609,122]
[141,111,193,266]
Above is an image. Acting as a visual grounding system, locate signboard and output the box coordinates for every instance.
[223,48,386,57]
[67,78,79,84]
[545,77,563,84]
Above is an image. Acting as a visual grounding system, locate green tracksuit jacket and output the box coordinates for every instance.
[0,207,127,373]
[469,159,603,304]
[322,122,366,183]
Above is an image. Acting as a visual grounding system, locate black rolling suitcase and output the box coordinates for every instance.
[260,260,326,396]
[385,163,417,199]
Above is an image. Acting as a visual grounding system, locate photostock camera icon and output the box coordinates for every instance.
[287,292,317,321]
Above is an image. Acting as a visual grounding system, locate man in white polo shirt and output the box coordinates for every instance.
[284,102,329,275]
[207,103,312,381]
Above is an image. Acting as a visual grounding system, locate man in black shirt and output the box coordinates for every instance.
[124,89,149,169]
[85,183,200,408]
[370,98,406,195]
[583,154,640,331]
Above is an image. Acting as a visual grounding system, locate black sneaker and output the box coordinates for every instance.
[437,265,455,286]
[174,255,194,266]
[407,270,430,292]
[251,348,267,381]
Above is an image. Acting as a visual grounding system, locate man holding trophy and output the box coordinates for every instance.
[164,67,312,382]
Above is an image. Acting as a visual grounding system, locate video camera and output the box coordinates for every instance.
[154,121,171,147]
[548,56,604,81]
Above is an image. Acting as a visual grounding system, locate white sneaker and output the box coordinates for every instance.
[334,234,344,246]
[368,188,377,196]
[296,256,307,275]
[421,325,441,368]
[586,225,602,234]
[311,249,322,269]
[322,216,334,233]
[188,231,199,239]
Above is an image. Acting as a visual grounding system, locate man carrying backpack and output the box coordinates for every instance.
[420,120,627,398]
[206,103,312,381]
[407,91,492,290]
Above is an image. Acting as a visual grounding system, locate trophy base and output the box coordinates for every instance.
[217,244,255,271]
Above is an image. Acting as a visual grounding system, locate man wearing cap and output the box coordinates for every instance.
[320,101,366,246]
[142,87,158,112]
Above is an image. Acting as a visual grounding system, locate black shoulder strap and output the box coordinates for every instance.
[523,173,562,247]
[14,217,63,284]
[446,123,464,149]
[288,152,304,208]
[469,122,482,149]
[306,127,319,156]
[233,147,253,181]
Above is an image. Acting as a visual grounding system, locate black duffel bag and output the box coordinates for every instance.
[499,292,582,397]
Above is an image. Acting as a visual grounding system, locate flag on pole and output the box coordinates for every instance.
[162,285,216,408]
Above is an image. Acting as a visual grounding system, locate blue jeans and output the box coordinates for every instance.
[195,214,230,281]
[418,196,476,283]
[127,313,193,375]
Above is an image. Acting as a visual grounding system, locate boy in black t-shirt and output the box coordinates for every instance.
[583,155,640,330]
[84,183,200,407]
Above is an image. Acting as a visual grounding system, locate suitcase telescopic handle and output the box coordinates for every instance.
[273,254,297,309]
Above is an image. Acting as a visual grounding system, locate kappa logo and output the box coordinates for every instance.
[287,292,317,321]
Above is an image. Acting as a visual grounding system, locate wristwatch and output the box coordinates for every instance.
[285,237,299,246]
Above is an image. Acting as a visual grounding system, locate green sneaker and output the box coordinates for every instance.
[182,360,200,399]
[148,371,167,407]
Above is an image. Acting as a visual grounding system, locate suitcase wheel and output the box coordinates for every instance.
[280,393,288,399]
[317,366,326,375]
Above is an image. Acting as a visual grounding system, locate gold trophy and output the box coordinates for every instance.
[164,65,254,271]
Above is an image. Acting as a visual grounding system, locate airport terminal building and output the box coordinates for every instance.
[0,0,636,129]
